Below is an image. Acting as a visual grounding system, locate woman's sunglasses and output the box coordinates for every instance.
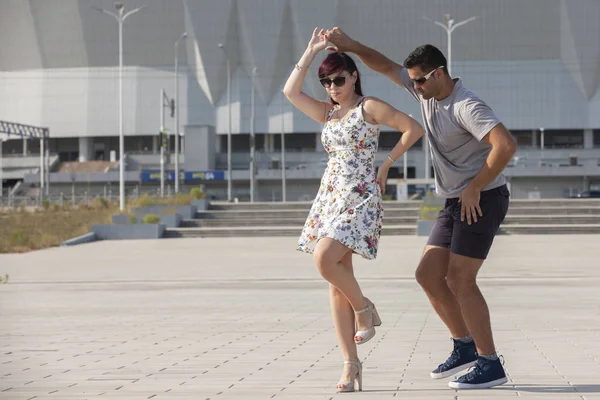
[319,75,347,88]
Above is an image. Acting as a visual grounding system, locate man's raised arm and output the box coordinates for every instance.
[326,27,405,88]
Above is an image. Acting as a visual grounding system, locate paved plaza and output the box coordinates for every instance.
[1,235,600,399]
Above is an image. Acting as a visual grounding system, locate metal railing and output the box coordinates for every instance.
[0,182,195,208]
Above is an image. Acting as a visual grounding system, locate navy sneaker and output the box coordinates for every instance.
[448,355,508,389]
[430,338,477,379]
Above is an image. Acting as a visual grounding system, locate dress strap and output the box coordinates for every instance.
[326,105,336,121]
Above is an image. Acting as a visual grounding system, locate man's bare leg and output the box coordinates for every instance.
[446,253,494,356]
[415,245,469,337]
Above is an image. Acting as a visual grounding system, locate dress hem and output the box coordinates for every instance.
[296,234,377,261]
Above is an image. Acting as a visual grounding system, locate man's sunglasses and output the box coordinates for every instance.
[410,66,444,85]
[319,75,347,88]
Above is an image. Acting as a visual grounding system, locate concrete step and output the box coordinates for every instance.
[196,209,420,219]
[509,199,600,208]
[164,225,416,238]
[164,223,600,238]
[209,200,422,211]
[506,207,600,216]
[182,216,418,227]
[503,215,600,225]
[499,224,600,234]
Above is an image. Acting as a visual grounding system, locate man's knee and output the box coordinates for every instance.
[415,264,435,289]
[415,247,449,291]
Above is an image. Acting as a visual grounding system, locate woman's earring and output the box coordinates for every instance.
[352,83,356,92]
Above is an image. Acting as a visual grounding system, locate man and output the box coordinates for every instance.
[325,28,517,389]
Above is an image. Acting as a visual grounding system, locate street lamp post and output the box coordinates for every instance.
[174,32,187,194]
[404,115,411,180]
[424,136,430,183]
[423,14,476,75]
[160,89,167,198]
[280,93,286,202]
[94,2,145,211]
[250,67,257,203]
[0,138,4,199]
[540,127,545,162]
[218,43,232,201]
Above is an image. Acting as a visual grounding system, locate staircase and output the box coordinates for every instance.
[163,199,600,238]
[164,201,420,238]
[500,199,600,234]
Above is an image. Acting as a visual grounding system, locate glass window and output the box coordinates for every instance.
[273,133,316,152]
[540,129,583,149]
[511,130,534,147]
[594,129,600,147]
[379,131,423,150]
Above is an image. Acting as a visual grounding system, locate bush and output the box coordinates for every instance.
[142,214,161,224]
[0,205,116,253]
[95,197,109,209]
[128,214,138,224]
[39,233,58,247]
[135,194,155,207]
[419,192,444,221]
[190,187,205,200]
[168,193,192,205]
[9,229,31,247]
[42,199,51,210]
[133,193,192,207]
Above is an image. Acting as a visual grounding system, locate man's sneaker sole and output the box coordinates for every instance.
[448,376,508,389]
[430,360,477,379]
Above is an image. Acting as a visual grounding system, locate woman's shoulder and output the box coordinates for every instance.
[361,96,390,114]
[361,96,386,108]
[359,96,382,126]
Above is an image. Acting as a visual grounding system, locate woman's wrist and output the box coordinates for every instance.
[304,46,321,58]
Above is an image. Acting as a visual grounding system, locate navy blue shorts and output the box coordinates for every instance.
[426,184,510,260]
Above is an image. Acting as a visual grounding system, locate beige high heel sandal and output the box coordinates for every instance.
[354,298,382,345]
[336,359,362,393]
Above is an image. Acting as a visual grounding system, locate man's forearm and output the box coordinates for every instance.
[350,40,400,75]
[470,145,515,191]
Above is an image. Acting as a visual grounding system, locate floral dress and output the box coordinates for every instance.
[297,97,383,260]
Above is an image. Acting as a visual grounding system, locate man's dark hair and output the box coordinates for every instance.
[403,44,448,74]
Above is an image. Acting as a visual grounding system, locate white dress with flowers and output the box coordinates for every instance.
[296,97,383,260]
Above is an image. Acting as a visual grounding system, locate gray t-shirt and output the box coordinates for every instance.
[399,68,505,198]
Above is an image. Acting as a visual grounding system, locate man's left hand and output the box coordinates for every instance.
[459,184,482,225]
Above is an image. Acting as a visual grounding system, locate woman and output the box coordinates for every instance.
[283,28,424,393]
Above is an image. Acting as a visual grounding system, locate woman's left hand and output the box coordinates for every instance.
[376,166,389,194]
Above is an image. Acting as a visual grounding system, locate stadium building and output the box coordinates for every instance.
[1,0,599,202]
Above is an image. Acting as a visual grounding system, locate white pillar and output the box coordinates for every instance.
[0,140,3,198]
[79,137,92,162]
[584,129,594,149]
